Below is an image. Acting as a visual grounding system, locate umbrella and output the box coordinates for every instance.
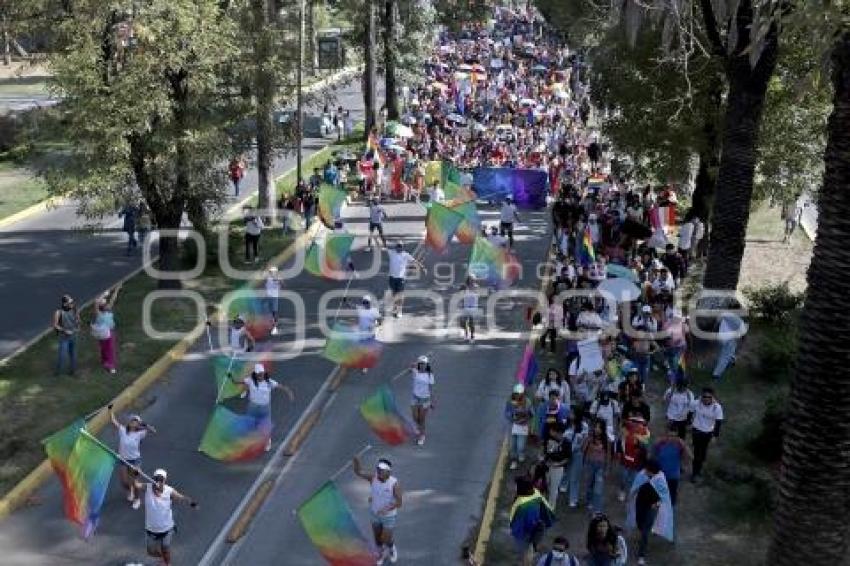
[606,263,638,282]
[598,278,641,303]
[386,121,414,138]
[446,113,467,125]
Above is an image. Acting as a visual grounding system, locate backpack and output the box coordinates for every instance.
[543,552,579,566]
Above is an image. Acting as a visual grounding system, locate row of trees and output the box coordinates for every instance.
[537,0,849,561]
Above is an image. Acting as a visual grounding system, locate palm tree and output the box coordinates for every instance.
[767,27,850,563]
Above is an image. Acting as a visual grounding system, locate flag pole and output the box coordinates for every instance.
[329,444,373,482]
[215,352,239,405]
[332,273,356,324]
[390,350,434,383]
[79,428,156,484]
[205,319,214,352]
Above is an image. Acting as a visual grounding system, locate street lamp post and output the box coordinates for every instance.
[296,0,305,184]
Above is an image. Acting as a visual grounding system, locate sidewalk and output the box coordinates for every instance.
[0,201,551,565]
[0,80,365,362]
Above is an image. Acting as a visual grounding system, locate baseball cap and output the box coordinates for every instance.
[128,414,142,423]
[376,460,392,471]
[254,363,265,374]
[153,469,167,481]
[641,305,652,313]
[417,355,429,364]
[513,383,525,395]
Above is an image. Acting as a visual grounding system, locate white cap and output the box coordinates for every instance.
[417,355,429,364]
[362,295,371,303]
[376,460,392,471]
[513,383,525,394]
[153,469,167,480]
[268,266,278,272]
[254,363,266,374]
[128,414,142,423]
[641,305,652,313]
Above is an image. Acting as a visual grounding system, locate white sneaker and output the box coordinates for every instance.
[618,491,626,502]
[240,391,248,399]
[265,438,272,452]
[638,558,646,565]
[362,368,369,374]
[416,435,425,446]
[270,327,279,336]
[131,498,141,510]
[376,547,387,565]
[389,545,398,563]
[127,491,135,502]
[509,461,518,470]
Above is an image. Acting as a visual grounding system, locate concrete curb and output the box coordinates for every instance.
[0,197,66,229]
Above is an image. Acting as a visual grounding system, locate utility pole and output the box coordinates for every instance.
[363,0,377,138]
[296,0,305,183]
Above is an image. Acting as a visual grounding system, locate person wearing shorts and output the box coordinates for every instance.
[386,242,425,318]
[135,469,197,566]
[110,405,156,509]
[499,196,520,247]
[367,198,389,251]
[353,457,403,565]
[410,355,435,445]
[459,277,479,343]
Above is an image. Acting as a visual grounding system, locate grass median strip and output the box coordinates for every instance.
[0,135,362,502]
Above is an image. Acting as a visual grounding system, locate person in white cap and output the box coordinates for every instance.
[409,355,436,446]
[109,404,156,509]
[504,383,533,470]
[133,468,198,566]
[352,456,403,565]
[386,242,426,318]
[229,363,294,451]
[229,314,256,354]
[264,266,282,335]
[357,296,382,374]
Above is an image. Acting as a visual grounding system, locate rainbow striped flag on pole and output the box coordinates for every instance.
[297,481,378,565]
[305,234,355,280]
[576,226,595,267]
[425,203,465,252]
[322,324,384,369]
[198,405,272,462]
[359,385,418,445]
[515,344,539,387]
[318,184,348,229]
[450,201,480,244]
[43,421,117,538]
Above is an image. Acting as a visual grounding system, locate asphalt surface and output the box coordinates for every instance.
[0,198,552,565]
[0,80,366,361]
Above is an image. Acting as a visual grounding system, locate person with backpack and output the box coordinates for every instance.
[244,207,264,264]
[510,476,555,566]
[586,514,628,566]
[663,377,694,439]
[229,156,246,197]
[618,416,650,502]
[506,384,535,470]
[535,535,579,566]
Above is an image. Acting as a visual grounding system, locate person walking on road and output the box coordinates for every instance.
[133,468,198,566]
[410,355,435,446]
[506,383,534,470]
[110,404,155,509]
[536,535,579,566]
[91,286,120,374]
[119,200,139,255]
[652,422,691,506]
[459,278,479,343]
[689,387,723,483]
[229,314,256,355]
[586,514,628,566]
[663,378,694,439]
[229,156,246,197]
[53,294,80,376]
[367,197,389,251]
[230,363,294,451]
[386,242,425,318]
[264,267,282,335]
[712,311,746,380]
[352,457,403,565]
[137,201,152,249]
[244,207,264,264]
[357,296,381,374]
[499,195,521,247]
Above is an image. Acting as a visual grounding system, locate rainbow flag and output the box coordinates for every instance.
[367,133,385,168]
[509,490,555,543]
[322,324,383,369]
[198,405,272,462]
[425,203,465,252]
[227,286,274,340]
[576,226,595,267]
[515,344,539,387]
[359,385,418,445]
[43,422,117,538]
[297,481,377,565]
[468,236,518,289]
[451,201,480,244]
[441,161,464,199]
[318,184,348,229]
[649,205,677,235]
[305,235,355,280]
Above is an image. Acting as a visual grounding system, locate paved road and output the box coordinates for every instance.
[0,199,551,565]
[0,80,366,361]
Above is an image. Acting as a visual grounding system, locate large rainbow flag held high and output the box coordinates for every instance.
[211,353,249,402]
[515,344,539,388]
[305,234,355,280]
[359,385,418,445]
[198,405,272,462]
[576,226,595,267]
[366,132,385,168]
[322,324,383,369]
[318,184,348,228]
[43,421,117,538]
[468,236,520,289]
[450,201,480,244]
[425,203,465,252]
[297,481,377,566]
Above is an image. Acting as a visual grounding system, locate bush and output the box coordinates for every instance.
[754,324,798,382]
[749,389,788,463]
[744,282,804,323]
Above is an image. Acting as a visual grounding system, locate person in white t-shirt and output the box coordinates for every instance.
[367,198,389,251]
[386,242,425,318]
[265,267,282,335]
[110,405,156,509]
[244,208,264,264]
[133,468,197,566]
[357,296,382,374]
[228,315,255,355]
[229,363,294,451]
[352,457,403,565]
[409,355,435,446]
[499,196,521,247]
[689,387,724,482]
[663,378,695,439]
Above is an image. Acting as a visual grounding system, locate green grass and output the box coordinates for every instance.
[274,125,365,197]
[0,167,49,220]
[0,132,362,498]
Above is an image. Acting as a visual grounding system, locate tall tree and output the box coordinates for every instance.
[45,0,239,286]
[768,18,850,566]
[383,0,399,120]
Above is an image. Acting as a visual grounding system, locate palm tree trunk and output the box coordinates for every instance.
[363,0,377,137]
[253,0,276,221]
[767,29,850,565]
[701,0,779,291]
[689,75,723,222]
